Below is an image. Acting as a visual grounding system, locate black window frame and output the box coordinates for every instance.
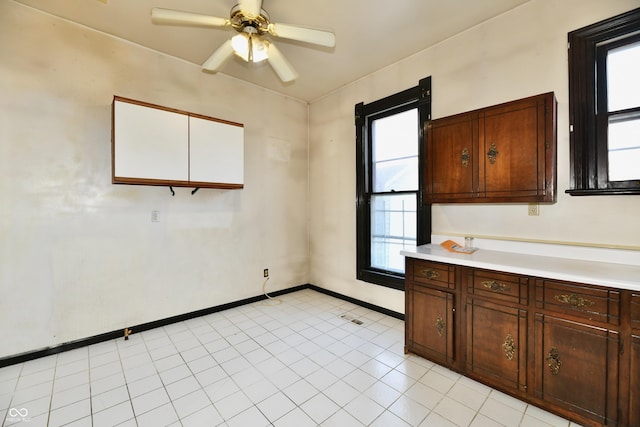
[567,7,640,196]
[355,77,431,290]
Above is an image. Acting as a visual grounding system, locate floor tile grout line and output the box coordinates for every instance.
[114,336,140,427]
[0,289,578,427]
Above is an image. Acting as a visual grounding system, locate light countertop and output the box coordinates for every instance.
[401,244,640,291]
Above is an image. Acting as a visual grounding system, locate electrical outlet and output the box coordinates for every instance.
[263,268,269,278]
[528,203,540,216]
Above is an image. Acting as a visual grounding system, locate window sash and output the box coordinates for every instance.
[355,77,431,290]
[370,193,417,273]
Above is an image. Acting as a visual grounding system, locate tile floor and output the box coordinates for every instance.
[0,289,582,427]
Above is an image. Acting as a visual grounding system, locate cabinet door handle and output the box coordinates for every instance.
[546,347,562,375]
[481,280,511,292]
[503,333,516,360]
[420,269,440,280]
[435,315,445,337]
[554,294,595,310]
[487,143,499,164]
[461,147,470,168]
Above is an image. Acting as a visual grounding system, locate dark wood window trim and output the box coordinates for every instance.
[355,77,431,290]
[567,7,640,196]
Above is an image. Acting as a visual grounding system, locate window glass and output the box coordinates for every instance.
[372,109,419,192]
[370,193,416,273]
[606,39,640,182]
[608,118,640,181]
[607,40,640,112]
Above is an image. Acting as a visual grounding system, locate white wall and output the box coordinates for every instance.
[0,1,309,358]
[308,0,640,313]
[3,0,640,360]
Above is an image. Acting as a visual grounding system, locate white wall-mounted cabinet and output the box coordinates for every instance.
[112,96,244,189]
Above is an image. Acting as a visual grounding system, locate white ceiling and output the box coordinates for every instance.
[14,0,530,102]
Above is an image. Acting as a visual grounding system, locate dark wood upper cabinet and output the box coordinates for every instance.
[424,92,557,203]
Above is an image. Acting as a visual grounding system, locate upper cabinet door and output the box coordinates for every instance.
[189,116,244,186]
[480,95,549,199]
[113,99,189,183]
[425,111,478,201]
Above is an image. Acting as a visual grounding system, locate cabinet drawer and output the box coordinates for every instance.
[535,279,620,325]
[412,260,455,289]
[468,269,528,305]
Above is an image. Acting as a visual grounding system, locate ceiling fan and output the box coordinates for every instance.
[151,0,336,82]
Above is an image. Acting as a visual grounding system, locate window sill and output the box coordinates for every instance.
[357,268,405,291]
[566,187,640,196]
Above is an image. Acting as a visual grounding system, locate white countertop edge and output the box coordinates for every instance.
[401,244,640,292]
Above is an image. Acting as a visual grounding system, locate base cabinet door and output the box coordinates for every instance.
[629,293,640,426]
[534,314,620,426]
[406,284,455,367]
[466,298,527,392]
[630,335,640,427]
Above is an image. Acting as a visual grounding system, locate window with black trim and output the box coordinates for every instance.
[567,7,640,196]
[355,77,431,290]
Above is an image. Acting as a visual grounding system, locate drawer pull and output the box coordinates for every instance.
[502,333,516,360]
[554,294,595,310]
[435,315,445,337]
[420,269,440,280]
[461,147,470,167]
[547,347,562,375]
[481,280,511,292]
[487,142,499,164]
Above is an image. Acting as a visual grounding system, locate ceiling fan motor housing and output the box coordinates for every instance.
[230,5,270,35]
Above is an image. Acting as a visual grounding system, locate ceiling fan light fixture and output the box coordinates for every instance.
[231,32,268,63]
[151,1,335,83]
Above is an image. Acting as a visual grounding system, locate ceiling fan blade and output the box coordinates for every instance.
[269,23,335,47]
[239,0,263,17]
[151,8,228,28]
[267,43,298,82]
[202,39,235,71]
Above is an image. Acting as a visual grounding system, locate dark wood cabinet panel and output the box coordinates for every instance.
[424,112,477,200]
[466,298,528,392]
[533,314,620,426]
[630,334,640,427]
[405,284,456,367]
[629,293,640,426]
[630,292,640,330]
[481,97,548,198]
[424,92,556,203]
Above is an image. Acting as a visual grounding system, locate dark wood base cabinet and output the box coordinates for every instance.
[405,257,637,427]
[630,293,640,426]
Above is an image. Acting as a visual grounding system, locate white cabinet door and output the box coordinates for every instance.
[113,100,189,182]
[189,116,244,185]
